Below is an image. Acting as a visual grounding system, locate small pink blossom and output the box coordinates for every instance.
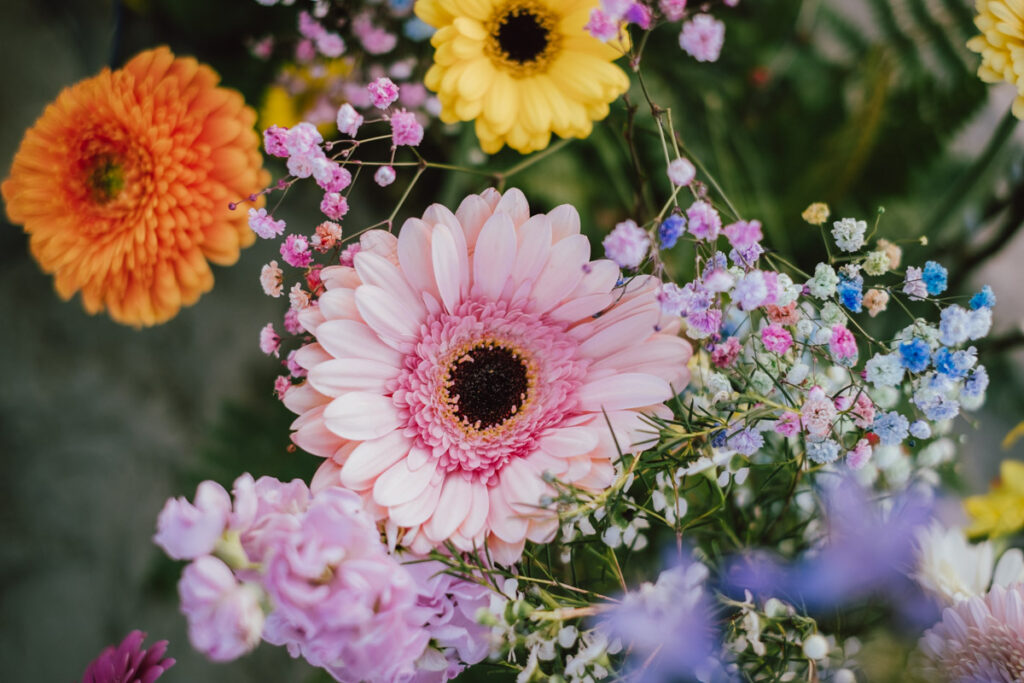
[903,266,928,301]
[260,260,283,298]
[250,36,274,60]
[679,14,725,62]
[585,9,620,41]
[851,392,875,429]
[286,349,306,378]
[711,337,741,367]
[263,125,289,157]
[286,152,316,179]
[259,323,281,357]
[339,243,361,266]
[312,159,352,193]
[375,165,397,186]
[847,438,873,470]
[284,122,323,156]
[316,32,345,58]
[320,192,350,220]
[765,302,800,325]
[312,221,343,252]
[354,14,398,54]
[723,219,763,249]
[864,288,890,317]
[298,11,326,40]
[368,76,400,109]
[283,307,304,334]
[281,234,313,268]
[774,412,800,437]
[248,207,286,239]
[399,83,429,108]
[603,219,650,268]
[336,103,363,137]
[660,0,687,21]
[686,199,721,241]
[829,325,858,365]
[668,157,696,186]
[761,323,793,354]
[390,109,424,146]
[274,376,291,400]
[154,481,231,561]
[179,557,265,662]
[295,38,316,63]
[801,386,837,439]
[288,282,310,311]
[624,2,653,28]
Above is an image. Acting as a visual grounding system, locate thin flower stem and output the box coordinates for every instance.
[495,138,572,181]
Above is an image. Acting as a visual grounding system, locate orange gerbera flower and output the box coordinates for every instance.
[2,47,270,326]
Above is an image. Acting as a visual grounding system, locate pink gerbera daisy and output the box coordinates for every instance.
[284,189,692,564]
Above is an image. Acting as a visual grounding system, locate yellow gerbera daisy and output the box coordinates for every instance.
[965,459,1024,538]
[415,0,630,154]
[967,0,1024,119]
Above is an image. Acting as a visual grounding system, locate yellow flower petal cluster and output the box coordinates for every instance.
[966,459,1024,538]
[967,0,1024,119]
[415,0,630,154]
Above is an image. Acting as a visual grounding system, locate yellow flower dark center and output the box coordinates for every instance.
[487,1,560,77]
[85,155,125,204]
[445,343,530,430]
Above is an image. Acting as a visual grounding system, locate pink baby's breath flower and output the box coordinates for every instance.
[298,11,326,40]
[288,282,310,311]
[851,392,875,429]
[711,337,741,367]
[286,152,316,179]
[260,323,281,357]
[765,302,800,325]
[320,192,350,221]
[248,207,286,239]
[668,158,697,186]
[316,32,346,58]
[154,481,231,561]
[390,109,424,147]
[399,83,429,108]
[281,234,313,268]
[802,386,837,439]
[263,125,289,158]
[723,219,763,249]
[336,103,363,137]
[283,306,304,334]
[829,325,858,365]
[313,221,343,252]
[250,35,274,60]
[312,159,352,193]
[660,0,688,21]
[179,557,265,662]
[679,14,725,62]
[260,260,284,298]
[375,165,397,186]
[286,349,306,378]
[368,76,400,109]
[274,375,291,400]
[284,122,323,157]
[686,199,721,241]
[761,323,793,354]
[295,38,316,63]
[847,438,873,470]
[339,242,361,266]
[603,219,651,268]
[585,9,621,41]
[774,412,800,437]
[354,13,399,54]
[625,2,653,28]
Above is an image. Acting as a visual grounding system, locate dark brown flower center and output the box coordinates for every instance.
[486,1,560,76]
[497,9,550,64]
[446,344,529,429]
[85,155,125,204]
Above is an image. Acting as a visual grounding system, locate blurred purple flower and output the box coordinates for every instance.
[79,630,174,683]
[724,479,937,619]
[600,559,716,679]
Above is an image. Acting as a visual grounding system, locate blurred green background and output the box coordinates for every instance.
[1,0,1023,680]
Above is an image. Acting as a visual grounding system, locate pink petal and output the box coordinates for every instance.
[459,484,490,539]
[487,485,528,543]
[455,193,495,250]
[548,293,613,324]
[500,459,546,514]
[423,475,474,541]
[355,284,423,348]
[575,307,661,358]
[527,235,590,314]
[294,343,332,372]
[570,259,620,298]
[372,458,438,507]
[354,251,426,319]
[282,383,329,415]
[510,214,552,289]
[297,306,325,334]
[538,427,600,458]
[339,430,411,490]
[389,481,443,527]
[494,187,530,226]
[308,358,399,396]
[547,204,581,241]
[315,319,404,366]
[320,265,360,290]
[577,373,672,411]
[397,218,440,300]
[323,392,402,440]
[293,415,347,458]
[431,224,467,313]
[318,289,359,321]
[359,230,398,261]
[472,212,517,300]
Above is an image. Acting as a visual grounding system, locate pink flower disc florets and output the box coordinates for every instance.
[285,189,692,563]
